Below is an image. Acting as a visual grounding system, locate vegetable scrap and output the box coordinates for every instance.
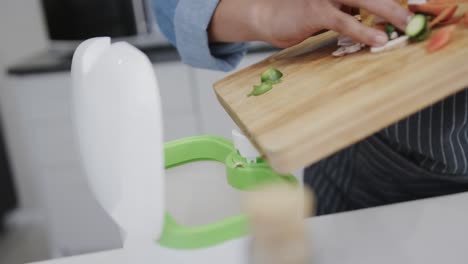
[370,36,409,53]
[261,67,283,84]
[426,24,457,52]
[332,0,466,57]
[249,68,284,97]
[437,15,464,26]
[409,3,453,16]
[249,82,273,97]
[385,24,397,38]
[428,5,458,28]
[332,42,366,57]
[406,14,428,37]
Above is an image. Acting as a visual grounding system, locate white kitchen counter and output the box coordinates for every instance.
[30,192,468,264]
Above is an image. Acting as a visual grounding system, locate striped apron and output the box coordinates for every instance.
[305,88,468,215]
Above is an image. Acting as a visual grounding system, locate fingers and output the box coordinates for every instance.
[326,9,388,46]
[337,0,413,30]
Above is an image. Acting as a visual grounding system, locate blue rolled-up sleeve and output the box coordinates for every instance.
[152,0,248,72]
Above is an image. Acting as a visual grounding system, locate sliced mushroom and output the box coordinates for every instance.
[345,43,365,53]
[333,42,365,57]
[332,47,347,57]
[337,36,355,46]
[370,35,409,53]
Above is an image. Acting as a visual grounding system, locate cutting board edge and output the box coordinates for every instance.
[261,77,468,174]
[213,89,305,174]
[213,91,268,156]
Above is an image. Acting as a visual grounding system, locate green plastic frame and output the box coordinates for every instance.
[158,135,296,249]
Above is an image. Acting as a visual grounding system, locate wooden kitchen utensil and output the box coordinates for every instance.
[214,25,468,174]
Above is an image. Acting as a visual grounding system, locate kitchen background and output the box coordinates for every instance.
[0,1,276,263]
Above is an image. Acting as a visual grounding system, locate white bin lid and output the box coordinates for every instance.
[71,38,165,246]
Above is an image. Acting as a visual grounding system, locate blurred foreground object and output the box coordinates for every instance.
[244,184,314,264]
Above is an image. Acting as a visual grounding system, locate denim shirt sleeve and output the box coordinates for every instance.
[151,0,248,72]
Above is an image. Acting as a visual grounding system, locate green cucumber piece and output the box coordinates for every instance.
[261,67,283,83]
[405,14,427,37]
[263,79,282,85]
[248,82,273,97]
[412,27,432,42]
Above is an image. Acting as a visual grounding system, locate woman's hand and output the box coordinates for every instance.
[209,0,413,48]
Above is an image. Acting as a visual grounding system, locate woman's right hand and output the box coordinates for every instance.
[209,0,413,48]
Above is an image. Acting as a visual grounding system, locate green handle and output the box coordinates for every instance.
[158,135,297,249]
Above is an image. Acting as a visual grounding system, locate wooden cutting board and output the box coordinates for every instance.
[214,26,468,174]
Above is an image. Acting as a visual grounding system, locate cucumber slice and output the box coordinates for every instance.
[261,67,283,83]
[263,79,282,85]
[405,14,427,37]
[248,82,273,97]
[412,27,432,42]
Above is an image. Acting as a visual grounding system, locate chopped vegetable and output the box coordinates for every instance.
[409,4,453,16]
[332,47,347,57]
[373,23,386,31]
[249,67,284,97]
[426,25,456,53]
[332,43,365,57]
[263,79,282,85]
[441,5,458,21]
[464,13,468,26]
[406,14,428,37]
[334,1,463,57]
[371,36,409,53]
[337,36,356,46]
[248,82,273,97]
[385,24,396,38]
[361,9,376,26]
[261,67,283,83]
[428,5,458,28]
[407,14,432,42]
[437,15,465,26]
[429,0,468,4]
[413,27,432,41]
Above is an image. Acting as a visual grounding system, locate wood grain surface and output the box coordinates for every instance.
[214,25,468,174]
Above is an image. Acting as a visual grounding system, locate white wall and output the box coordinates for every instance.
[0,1,48,211]
[0,0,48,69]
